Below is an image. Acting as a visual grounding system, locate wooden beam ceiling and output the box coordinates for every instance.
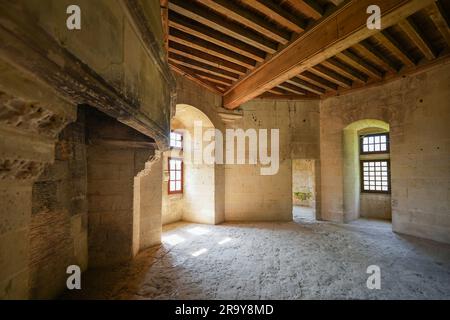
[223,0,435,108]
[297,71,338,91]
[427,2,450,45]
[310,65,353,88]
[168,52,240,81]
[169,11,266,62]
[352,42,399,73]
[169,0,279,53]
[239,0,307,33]
[169,28,257,69]
[286,0,324,20]
[169,41,248,75]
[166,0,449,104]
[373,31,416,68]
[197,0,291,44]
[398,18,436,60]
[336,50,384,80]
[171,63,223,94]
[321,58,368,84]
[286,77,326,95]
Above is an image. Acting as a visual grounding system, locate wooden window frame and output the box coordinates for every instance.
[359,133,390,155]
[168,157,183,195]
[360,159,391,194]
[170,130,183,150]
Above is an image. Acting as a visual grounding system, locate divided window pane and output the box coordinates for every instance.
[168,158,183,194]
[360,133,389,154]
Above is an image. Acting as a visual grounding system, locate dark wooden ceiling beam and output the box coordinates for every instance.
[352,42,399,73]
[321,58,368,84]
[169,28,257,69]
[169,0,279,53]
[169,11,266,62]
[169,41,248,75]
[268,87,290,95]
[286,77,326,95]
[239,0,307,33]
[398,18,436,60]
[336,50,384,80]
[310,65,353,88]
[168,52,240,81]
[188,68,234,86]
[427,2,450,46]
[170,63,223,94]
[198,75,232,87]
[257,93,320,100]
[287,0,323,20]
[223,0,433,108]
[278,82,308,95]
[297,71,338,91]
[197,0,291,44]
[373,32,416,68]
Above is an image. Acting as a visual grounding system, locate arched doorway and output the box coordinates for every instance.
[162,104,219,225]
[343,119,391,223]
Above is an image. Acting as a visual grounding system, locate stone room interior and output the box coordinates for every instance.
[0,0,449,301]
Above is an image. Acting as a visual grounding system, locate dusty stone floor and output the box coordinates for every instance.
[63,207,450,300]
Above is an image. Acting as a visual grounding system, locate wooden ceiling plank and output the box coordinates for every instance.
[398,18,436,60]
[257,93,320,100]
[223,0,433,109]
[297,71,338,91]
[336,50,384,80]
[287,0,323,20]
[352,42,399,73]
[269,87,291,95]
[169,0,279,53]
[197,0,291,44]
[373,32,416,68]
[168,52,240,81]
[321,58,368,84]
[277,82,308,95]
[310,65,353,88]
[190,69,234,86]
[427,2,450,46]
[169,11,266,62]
[198,75,233,87]
[169,28,257,69]
[239,0,306,33]
[170,63,223,94]
[286,77,326,95]
[169,41,248,75]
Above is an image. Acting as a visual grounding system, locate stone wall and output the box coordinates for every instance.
[161,74,226,225]
[134,151,163,251]
[10,0,172,144]
[360,194,391,220]
[0,61,76,299]
[224,99,320,222]
[86,110,157,267]
[30,110,88,299]
[320,62,450,243]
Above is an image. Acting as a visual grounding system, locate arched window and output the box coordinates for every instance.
[359,132,391,194]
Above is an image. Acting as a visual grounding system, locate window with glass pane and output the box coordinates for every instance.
[360,133,389,154]
[361,160,390,193]
[170,131,183,149]
[168,158,183,194]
